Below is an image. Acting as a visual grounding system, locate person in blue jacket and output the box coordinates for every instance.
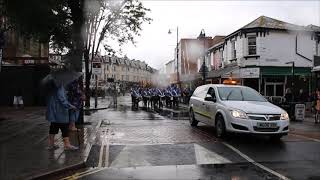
[46,79,78,150]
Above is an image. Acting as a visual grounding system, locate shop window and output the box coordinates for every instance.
[265,83,284,97]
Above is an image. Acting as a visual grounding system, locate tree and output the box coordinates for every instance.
[82,0,151,107]
[4,0,151,107]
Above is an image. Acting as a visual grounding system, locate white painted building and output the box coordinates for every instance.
[207,16,320,97]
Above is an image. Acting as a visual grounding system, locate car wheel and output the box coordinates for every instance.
[269,135,283,141]
[189,108,198,127]
[215,115,226,138]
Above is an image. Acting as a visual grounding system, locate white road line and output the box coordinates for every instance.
[97,131,106,168]
[193,128,290,180]
[222,142,291,180]
[105,129,110,167]
[194,144,232,164]
[290,133,320,143]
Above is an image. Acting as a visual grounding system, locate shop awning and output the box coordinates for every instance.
[260,67,311,76]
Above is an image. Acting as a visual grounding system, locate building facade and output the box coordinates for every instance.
[0,9,50,106]
[92,55,154,88]
[206,16,320,98]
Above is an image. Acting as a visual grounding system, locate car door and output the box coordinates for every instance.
[206,87,218,126]
[204,87,218,126]
[192,86,208,123]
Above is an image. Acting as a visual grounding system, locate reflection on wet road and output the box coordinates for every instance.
[61,96,320,180]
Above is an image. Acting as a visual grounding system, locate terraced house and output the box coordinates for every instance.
[92,55,155,87]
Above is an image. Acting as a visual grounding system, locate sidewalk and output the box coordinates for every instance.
[289,112,320,140]
[0,106,105,180]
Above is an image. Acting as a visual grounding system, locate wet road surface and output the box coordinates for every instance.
[60,96,320,180]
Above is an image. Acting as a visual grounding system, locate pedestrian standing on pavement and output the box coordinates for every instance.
[46,79,78,150]
[315,89,320,123]
[13,87,24,109]
[284,88,293,103]
[67,77,84,131]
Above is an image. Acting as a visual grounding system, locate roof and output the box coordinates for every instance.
[306,24,320,32]
[197,84,243,88]
[241,16,305,31]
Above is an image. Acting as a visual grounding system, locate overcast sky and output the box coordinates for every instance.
[117,0,320,69]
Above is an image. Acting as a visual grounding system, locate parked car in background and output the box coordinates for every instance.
[189,84,290,140]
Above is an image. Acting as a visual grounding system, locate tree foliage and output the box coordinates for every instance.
[4,0,151,107]
[4,0,151,54]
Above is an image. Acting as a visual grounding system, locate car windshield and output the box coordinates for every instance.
[218,87,266,102]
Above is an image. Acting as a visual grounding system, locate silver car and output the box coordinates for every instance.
[189,84,290,140]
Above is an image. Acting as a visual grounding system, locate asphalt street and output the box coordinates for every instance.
[59,96,320,180]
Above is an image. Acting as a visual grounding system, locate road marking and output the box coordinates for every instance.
[105,129,110,167]
[194,144,232,164]
[290,133,320,143]
[110,146,151,168]
[222,142,290,180]
[97,130,106,168]
[192,128,290,180]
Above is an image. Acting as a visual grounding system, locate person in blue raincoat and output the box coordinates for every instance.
[46,79,78,150]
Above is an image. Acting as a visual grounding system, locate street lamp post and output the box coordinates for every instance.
[168,27,180,88]
[197,29,206,85]
[286,61,295,102]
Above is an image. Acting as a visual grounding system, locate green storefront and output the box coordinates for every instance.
[259,66,312,97]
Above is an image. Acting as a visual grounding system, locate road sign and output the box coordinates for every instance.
[240,68,260,78]
[295,104,305,121]
[92,62,102,75]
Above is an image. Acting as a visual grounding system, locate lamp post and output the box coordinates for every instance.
[197,29,206,85]
[168,27,180,88]
[286,61,295,102]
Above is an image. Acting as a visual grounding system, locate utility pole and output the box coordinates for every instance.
[168,27,180,88]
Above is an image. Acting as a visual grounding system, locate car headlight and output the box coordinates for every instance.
[280,112,289,120]
[230,109,248,119]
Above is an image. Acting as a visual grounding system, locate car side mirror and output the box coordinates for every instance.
[205,96,216,102]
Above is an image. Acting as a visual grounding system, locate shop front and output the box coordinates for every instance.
[260,66,312,98]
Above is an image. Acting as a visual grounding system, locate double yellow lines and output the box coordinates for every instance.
[61,129,111,180]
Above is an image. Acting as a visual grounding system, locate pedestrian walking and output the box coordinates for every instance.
[67,77,84,131]
[284,88,293,103]
[315,89,320,123]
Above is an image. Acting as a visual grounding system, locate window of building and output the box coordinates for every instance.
[113,66,116,71]
[231,41,236,59]
[248,36,257,55]
[106,65,109,71]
